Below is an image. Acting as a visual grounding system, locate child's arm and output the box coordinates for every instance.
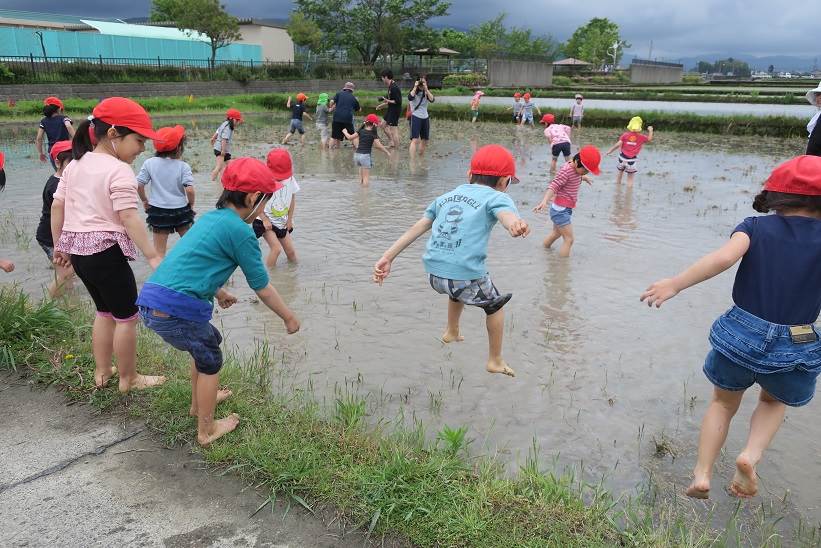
[35,128,46,162]
[646,126,654,142]
[185,185,195,209]
[256,284,300,333]
[286,96,291,108]
[286,195,295,230]
[341,128,358,141]
[641,232,750,308]
[118,208,162,269]
[533,188,556,211]
[65,120,76,138]
[304,111,313,121]
[605,139,622,156]
[219,139,229,155]
[373,216,434,284]
[496,211,530,238]
[374,138,391,157]
[137,185,149,211]
[210,132,217,146]
[50,198,71,268]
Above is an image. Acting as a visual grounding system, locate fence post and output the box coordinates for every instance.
[99,54,103,68]
[157,56,161,68]
[29,53,35,75]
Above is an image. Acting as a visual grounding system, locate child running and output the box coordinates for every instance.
[36,96,75,169]
[540,114,573,171]
[35,140,75,297]
[470,91,484,123]
[252,148,300,267]
[508,92,523,124]
[0,150,12,273]
[51,97,165,392]
[605,116,654,186]
[136,125,195,258]
[315,93,332,149]
[570,94,584,129]
[137,157,300,446]
[519,93,542,127]
[640,156,821,500]
[373,144,530,377]
[282,93,313,146]
[533,145,601,257]
[342,114,391,186]
[211,109,243,182]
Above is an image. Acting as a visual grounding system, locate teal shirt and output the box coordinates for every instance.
[422,183,517,280]
[137,208,269,321]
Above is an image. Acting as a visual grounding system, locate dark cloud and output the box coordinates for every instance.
[4,0,818,58]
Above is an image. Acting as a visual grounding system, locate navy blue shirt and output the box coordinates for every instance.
[332,90,360,124]
[39,115,71,147]
[732,214,821,325]
[291,102,305,121]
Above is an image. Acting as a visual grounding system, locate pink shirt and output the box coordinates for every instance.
[548,162,583,209]
[544,124,572,145]
[619,132,650,158]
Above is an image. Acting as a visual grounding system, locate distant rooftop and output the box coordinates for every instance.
[0,8,121,25]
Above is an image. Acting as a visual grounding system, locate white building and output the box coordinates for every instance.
[236,19,294,63]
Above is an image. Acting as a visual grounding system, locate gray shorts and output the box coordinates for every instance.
[289,119,305,135]
[354,153,372,168]
[428,274,511,315]
[316,122,329,141]
[572,116,583,125]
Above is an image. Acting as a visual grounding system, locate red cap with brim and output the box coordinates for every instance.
[226,108,243,121]
[92,97,160,140]
[0,151,5,170]
[266,148,293,181]
[222,157,283,194]
[764,155,821,196]
[49,140,73,163]
[365,113,380,124]
[154,125,186,152]
[470,144,519,184]
[579,145,602,175]
[44,96,64,109]
[540,114,555,124]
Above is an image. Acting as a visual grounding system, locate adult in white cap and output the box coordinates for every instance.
[329,82,360,149]
[805,81,821,156]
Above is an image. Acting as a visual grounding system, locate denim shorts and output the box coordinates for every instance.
[704,306,821,406]
[549,206,573,227]
[140,307,224,375]
[289,119,305,135]
[429,273,511,315]
[354,153,373,168]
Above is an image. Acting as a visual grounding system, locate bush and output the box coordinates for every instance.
[0,63,15,84]
[442,72,489,87]
[264,63,305,79]
[682,74,703,84]
[552,75,572,87]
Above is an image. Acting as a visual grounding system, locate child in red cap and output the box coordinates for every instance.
[540,113,573,172]
[533,145,601,257]
[253,148,301,266]
[136,125,195,258]
[138,157,300,446]
[0,150,12,274]
[35,140,76,297]
[211,109,243,181]
[36,96,75,169]
[507,92,523,124]
[342,113,391,186]
[641,156,821,500]
[373,144,529,378]
[282,93,313,146]
[51,97,165,392]
[519,93,541,127]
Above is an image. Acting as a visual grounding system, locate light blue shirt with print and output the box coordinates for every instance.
[422,183,517,280]
[136,157,194,209]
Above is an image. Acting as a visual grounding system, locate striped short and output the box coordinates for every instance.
[617,153,639,173]
[428,274,511,315]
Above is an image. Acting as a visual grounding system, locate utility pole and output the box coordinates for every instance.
[648,40,653,60]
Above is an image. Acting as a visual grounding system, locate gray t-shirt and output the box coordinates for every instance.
[408,91,432,120]
[214,121,233,154]
[315,104,329,125]
[136,157,194,209]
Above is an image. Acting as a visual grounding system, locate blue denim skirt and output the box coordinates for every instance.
[704,306,821,406]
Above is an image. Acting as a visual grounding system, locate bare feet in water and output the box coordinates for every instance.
[729,453,758,498]
[441,329,464,343]
[486,357,515,377]
[685,474,710,499]
[119,374,166,394]
[190,388,233,417]
[197,413,240,446]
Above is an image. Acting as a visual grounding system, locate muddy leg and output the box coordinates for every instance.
[196,371,239,446]
[557,224,575,258]
[730,389,785,498]
[442,299,465,343]
[485,309,514,377]
[543,227,561,249]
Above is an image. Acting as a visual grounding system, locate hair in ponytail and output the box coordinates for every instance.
[43,104,60,117]
[71,118,135,161]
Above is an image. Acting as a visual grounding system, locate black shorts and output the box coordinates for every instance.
[551,142,572,159]
[252,219,293,240]
[213,149,232,161]
[146,204,195,234]
[71,245,138,321]
[331,121,354,141]
[410,116,430,140]
[384,109,400,126]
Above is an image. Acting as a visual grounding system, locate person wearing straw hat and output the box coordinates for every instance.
[805,81,821,156]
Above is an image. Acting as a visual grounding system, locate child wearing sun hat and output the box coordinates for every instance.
[605,116,654,186]
[641,155,821,501]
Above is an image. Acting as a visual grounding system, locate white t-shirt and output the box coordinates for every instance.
[214,121,233,154]
[263,177,300,228]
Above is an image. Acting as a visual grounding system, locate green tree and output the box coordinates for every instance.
[437,28,475,56]
[504,27,562,60]
[287,11,324,53]
[468,14,507,58]
[564,18,629,69]
[151,0,241,68]
[295,0,450,65]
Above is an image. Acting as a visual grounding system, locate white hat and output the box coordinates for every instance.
[806,81,821,104]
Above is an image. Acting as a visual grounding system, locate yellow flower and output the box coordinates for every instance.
[64,354,75,359]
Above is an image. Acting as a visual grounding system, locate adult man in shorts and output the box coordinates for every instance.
[330,82,360,149]
[377,69,402,148]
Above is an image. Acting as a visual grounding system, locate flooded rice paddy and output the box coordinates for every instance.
[1,114,818,537]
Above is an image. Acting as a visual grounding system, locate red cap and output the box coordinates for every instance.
[523,93,531,100]
[153,125,186,152]
[513,92,521,98]
[540,113,555,125]
[470,144,519,184]
[222,158,283,194]
[365,113,380,125]
[579,145,602,175]
[266,148,293,181]
[49,140,73,163]
[764,156,821,196]
[92,97,160,140]
[226,108,243,121]
[296,93,307,102]
[44,96,64,109]
[0,151,4,170]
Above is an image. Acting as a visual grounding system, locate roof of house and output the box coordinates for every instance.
[413,47,460,56]
[553,57,591,66]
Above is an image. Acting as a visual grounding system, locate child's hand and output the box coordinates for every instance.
[507,219,530,238]
[286,219,293,231]
[148,256,162,270]
[0,259,14,273]
[39,153,47,163]
[262,217,273,231]
[582,176,592,186]
[284,314,300,334]
[647,125,654,131]
[640,278,679,308]
[217,291,237,309]
[53,251,71,269]
[532,201,547,213]
[142,199,150,211]
[373,256,392,285]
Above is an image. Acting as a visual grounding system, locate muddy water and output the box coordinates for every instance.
[1,115,818,533]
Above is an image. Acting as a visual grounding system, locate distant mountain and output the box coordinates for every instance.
[624,52,818,73]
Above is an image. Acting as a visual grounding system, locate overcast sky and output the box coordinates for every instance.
[4,0,819,59]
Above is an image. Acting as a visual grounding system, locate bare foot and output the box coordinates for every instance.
[685,474,710,499]
[729,454,758,498]
[190,388,233,417]
[441,329,464,343]
[119,374,167,393]
[94,366,117,389]
[542,238,554,249]
[197,413,240,446]
[486,357,515,377]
